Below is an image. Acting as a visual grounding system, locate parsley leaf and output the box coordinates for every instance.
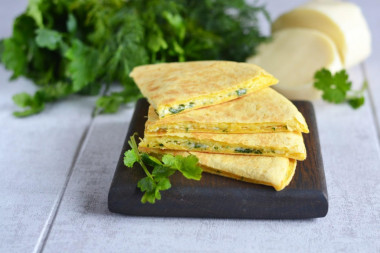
[152,165,176,178]
[123,150,138,167]
[137,177,156,192]
[1,38,28,79]
[177,155,202,180]
[141,153,162,167]
[314,68,367,109]
[348,96,365,109]
[124,133,202,204]
[66,14,77,34]
[137,177,157,204]
[12,92,45,117]
[156,178,171,191]
[27,0,44,28]
[65,40,99,92]
[162,154,202,180]
[162,154,181,170]
[35,28,62,50]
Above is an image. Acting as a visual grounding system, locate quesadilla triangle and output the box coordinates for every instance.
[139,132,307,160]
[139,147,297,191]
[130,61,278,118]
[145,88,309,134]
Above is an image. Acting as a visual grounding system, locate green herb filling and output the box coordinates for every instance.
[234,147,263,154]
[169,104,186,114]
[235,88,247,96]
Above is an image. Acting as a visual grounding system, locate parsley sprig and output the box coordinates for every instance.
[124,134,202,204]
[314,68,367,109]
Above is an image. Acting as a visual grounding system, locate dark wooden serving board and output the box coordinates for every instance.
[108,99,328,219]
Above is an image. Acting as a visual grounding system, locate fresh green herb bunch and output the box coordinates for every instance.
[124,134,202,204]
[0,0,270,117]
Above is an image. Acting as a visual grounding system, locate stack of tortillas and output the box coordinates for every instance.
[130,61,309,191]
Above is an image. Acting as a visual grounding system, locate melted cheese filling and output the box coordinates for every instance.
[159,88,248,117]
[141,138,289,157]
[148,123,290,134]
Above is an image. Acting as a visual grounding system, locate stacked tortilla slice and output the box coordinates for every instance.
[131,61,308,191]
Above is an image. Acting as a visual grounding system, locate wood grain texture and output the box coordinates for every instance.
[108,99,328,219]
[0,66,95,253]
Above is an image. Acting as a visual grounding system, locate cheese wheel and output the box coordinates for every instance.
[246,28,342,100]
[272,0,371,68]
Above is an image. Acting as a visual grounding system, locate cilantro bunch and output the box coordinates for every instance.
[0,0,270,117]
[124,134,202,204]
[314,68,367,109]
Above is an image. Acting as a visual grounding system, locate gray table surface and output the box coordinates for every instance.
[1,1,379,252]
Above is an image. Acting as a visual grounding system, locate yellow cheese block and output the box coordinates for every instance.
[247,28,342,100]
[272,0,371,68]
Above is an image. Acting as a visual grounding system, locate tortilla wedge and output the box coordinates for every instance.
[139,147,297,191]
[130,61,278,118]
[140,132,306,160]
[145,88,309,134]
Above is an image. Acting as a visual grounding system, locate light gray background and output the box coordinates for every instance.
[0,0,379,252]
